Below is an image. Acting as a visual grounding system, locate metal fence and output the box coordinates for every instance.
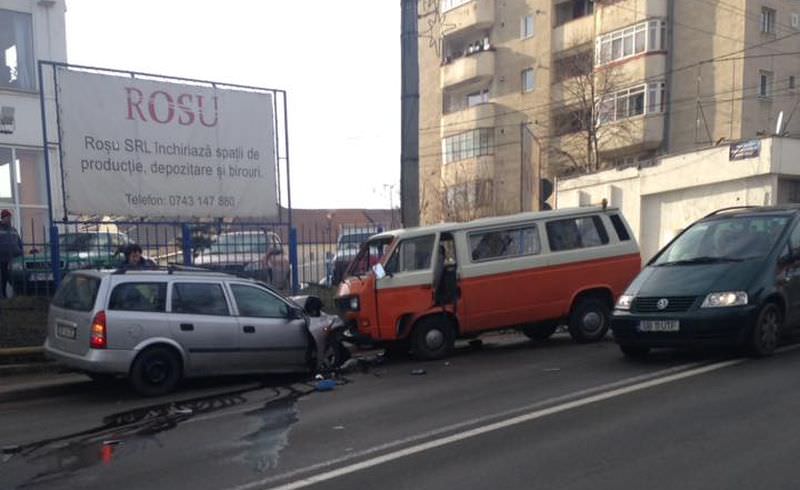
[9,220,391,298]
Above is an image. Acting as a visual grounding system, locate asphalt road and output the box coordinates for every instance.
[1,333,796,490]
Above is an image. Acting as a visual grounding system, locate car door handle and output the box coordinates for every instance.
[180,323,194,331]
[243,326,256,333]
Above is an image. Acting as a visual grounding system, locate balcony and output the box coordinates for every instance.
[441,103,495,137]
[598,113,665,154]
[553,15,595,53]
[595,0,667,35]
[442,0,495,38]
[441,50,495,89]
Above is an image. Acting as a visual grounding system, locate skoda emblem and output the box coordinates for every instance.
[656,298,670,310]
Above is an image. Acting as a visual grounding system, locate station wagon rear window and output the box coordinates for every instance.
[469,225,541,261]
[109,283,167,312]
[52,274,100,312]
[547,216,610,252]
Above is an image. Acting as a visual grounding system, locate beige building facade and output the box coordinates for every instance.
[418,0,800,224]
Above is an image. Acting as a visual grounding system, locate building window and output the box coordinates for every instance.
[442,128,494,164]
[466,90,489,107]
[761,7,776,34]
[442,34,491,65]
[760,70,774,97]
[446,180,493,211]
[521,15,535,39]
[0,146,47,237]
[792,12,800,29]
[554,50,593,82]
[444,89,489,114]
[0,9,35,91]
[553,108,590,136]
[441,0,471,12]
[595,20,666,65]
[598,82,666,123]
[791,76,797,90]
[555,0,594,27]
[522,68,536,93]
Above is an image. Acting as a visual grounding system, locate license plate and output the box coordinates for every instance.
[56,324,76,339]
[638,320,680,332]
[31,272,53,281]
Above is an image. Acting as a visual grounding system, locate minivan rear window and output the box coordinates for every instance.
[609,214,631,241]
[52,274,101,312]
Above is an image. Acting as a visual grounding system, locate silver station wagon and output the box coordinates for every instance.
[44,268,347,396]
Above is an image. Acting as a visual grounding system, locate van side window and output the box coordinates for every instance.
[385,235,435,273]
[171,283,230,316]
[790,224,800,253]
[109,282,166,312]
[547,216,609,252]
[469,225,541,261]
[609,214,631,241]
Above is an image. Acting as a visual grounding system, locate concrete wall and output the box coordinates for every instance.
[557,137,800,261]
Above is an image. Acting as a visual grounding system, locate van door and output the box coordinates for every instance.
[375,234,437,340]
[228,283,309,370]
[780,224,800,328]
[168,281,241,375]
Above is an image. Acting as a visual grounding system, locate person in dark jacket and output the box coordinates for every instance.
[121,244,157,269]
[0,210,22,298]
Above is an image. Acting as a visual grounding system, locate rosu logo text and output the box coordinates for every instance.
[125,88,219,127]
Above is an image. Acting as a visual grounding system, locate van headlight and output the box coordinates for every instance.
[349,296,360,311]
[701,291,748,308]
[11,260,23,271]
[616,294,634,310]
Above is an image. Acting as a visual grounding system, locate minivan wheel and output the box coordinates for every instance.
[130,347,182,397]
[568,297,610,343]
[522,322,558,341]
[749,303,782,357]
[411,317,455,361]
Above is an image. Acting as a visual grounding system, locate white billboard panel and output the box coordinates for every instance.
[56,69,278,218]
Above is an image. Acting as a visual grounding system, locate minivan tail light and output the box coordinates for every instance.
[90,311,107,349]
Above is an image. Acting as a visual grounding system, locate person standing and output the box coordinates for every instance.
[121,243,157,269]
[0,210,22,298]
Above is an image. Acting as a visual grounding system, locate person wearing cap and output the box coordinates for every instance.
[0,210,22,298]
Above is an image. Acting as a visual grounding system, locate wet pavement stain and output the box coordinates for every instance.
[0,376,351,490]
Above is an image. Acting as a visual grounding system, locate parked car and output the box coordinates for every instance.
[11,231,131,295]
[194,230,290,290]
[44,268,347,396]
[336,206,641,359]
[330,228,380,285]
[612,206,800,358]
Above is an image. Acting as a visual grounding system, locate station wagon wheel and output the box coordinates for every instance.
[568,297,610,343]
[750,303,781,357]
[411,316,456,361]
[130,346,182,397]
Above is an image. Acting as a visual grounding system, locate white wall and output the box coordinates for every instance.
[556,137,800,262]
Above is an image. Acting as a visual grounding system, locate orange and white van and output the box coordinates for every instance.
[336,207,641,359]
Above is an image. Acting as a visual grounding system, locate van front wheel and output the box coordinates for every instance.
[411,317,455,361]
[568,297,610,343]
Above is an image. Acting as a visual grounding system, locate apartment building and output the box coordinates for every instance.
[418,0,800,223]
[0,0,67,236]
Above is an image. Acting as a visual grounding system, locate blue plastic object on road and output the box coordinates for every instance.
[315,379,336,392]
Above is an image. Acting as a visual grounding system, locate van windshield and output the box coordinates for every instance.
[346,237,393,277]
[653,215,790,266]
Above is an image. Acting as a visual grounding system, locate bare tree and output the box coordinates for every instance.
[420,162,494,223]
[549,48,640,174]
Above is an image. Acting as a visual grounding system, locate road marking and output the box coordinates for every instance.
[229,356,766,490]
[261,358,745,490]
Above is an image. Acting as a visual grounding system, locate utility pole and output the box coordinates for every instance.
[400,0,420,227]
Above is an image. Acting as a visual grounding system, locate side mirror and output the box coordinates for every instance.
[288,306,305,320]
[373,263,390,279]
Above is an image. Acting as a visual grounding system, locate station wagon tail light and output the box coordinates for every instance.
[90,311,107,349]
[616,295,634,310]
[701,291,748,308]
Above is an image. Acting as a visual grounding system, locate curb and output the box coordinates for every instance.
[0,362,62,377]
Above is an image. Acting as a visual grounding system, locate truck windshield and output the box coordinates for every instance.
[346,237,393,277]
[653,215,790,266]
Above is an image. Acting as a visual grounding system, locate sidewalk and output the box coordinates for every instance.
[0,372,88,402]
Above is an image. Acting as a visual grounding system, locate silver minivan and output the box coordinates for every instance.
[44,269,347,396]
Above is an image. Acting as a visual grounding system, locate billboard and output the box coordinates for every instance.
[55,68,278,218]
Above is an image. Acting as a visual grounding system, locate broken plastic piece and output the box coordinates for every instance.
[315,379,336,391]
[410,369,427,376]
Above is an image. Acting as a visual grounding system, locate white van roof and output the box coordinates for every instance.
[371,206,619,241]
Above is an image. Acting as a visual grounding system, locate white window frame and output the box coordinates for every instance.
[521,15,535,39]
[522,68,536,93]
[761,7,776,34]
[595,20,666,66]
[598,82,666,124]
[760,70,774,98]
[441,0,471,13]
[792,12,800,29]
